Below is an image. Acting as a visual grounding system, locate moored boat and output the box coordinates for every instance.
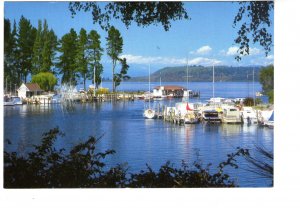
[202,110,221,123]
[143,108,156,119]
[4,95,14,106]
[221,107,242,124]
[240,106,258,124]
[11,96,23,105]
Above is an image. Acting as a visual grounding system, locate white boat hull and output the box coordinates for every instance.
[144,109,156,119]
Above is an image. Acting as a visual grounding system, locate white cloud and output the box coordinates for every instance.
[249,47,261,55]
[266,54,274,60]
[226,46,261,56]
[121,54,222,66]
[189,57,222,66]
[190,45,212,55]
[121,54,185,65]
[226,46,239,56]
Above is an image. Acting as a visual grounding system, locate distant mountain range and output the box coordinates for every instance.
[128,65,263,82]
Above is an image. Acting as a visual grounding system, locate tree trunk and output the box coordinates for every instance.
[83,75,86,91]
[112,59,116,92]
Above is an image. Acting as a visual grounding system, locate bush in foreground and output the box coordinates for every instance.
[4,128,270,188]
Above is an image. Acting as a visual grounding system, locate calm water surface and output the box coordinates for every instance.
[4,82,273,187]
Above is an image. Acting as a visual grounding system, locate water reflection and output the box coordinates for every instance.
[4,100,273,187]
[221,124,243,136]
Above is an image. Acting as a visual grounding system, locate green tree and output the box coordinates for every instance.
[17,16,36,83]
[4,19,18,92]
[259,65,274,103]
[233,1,274,61]
[41,20,57,73]
[114,58,130,90]
[32,20,57,75]
[31,72,57,91]
[57,28,78,85]
[106,26,124,92]
[69,2,189,31]
[87,30,103,89]
[76,28,89,90]
[69,2,273,62]
[32,20,43,75]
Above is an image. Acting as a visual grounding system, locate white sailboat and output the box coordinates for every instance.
[143,64,156,119]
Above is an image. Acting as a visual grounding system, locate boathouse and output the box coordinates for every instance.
[153,85,186,98]
[17,83,44,99]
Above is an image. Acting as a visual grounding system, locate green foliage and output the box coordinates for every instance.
[96,88,109,95]
[41,28,57,72]
[259,65,274,104]
[87,30,104,89]
[17,16,37,83]
[243,97,254,106]
[114,58,130,89]
[76,28,89,90]
[242,97,262,106]
[69,2,189,31]
[32,20,58,75]
[259,65,274,93]
[4,128,256,188]
[106,26,124,92]
[32,20,43,74]
[233,1,274,61]
[267,90,274,104]
[31,72,57,91]
[57,28,78,85]
[4,19,20,89]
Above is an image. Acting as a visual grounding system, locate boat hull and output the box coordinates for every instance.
[143,109,156,119]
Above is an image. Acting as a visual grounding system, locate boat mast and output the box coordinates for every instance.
[253,67,255,106]
[213,64,215,106]
[93,65,96,97]
[160,71,162,87]
[186,58,189,90]
[148,63,151,108]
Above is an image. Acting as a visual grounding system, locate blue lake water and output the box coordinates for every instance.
[4,82,273,187]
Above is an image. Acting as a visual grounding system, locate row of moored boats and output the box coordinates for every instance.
[143,97,274,128]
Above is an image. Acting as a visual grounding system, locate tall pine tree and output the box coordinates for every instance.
[32,20,57,74]
[41,28,57,73]
[87,30,103,89]
[57,28,78,85]
[106,26,129,92]
[76,28,89,90]
[17,16,36,83]
[32,20,43,75]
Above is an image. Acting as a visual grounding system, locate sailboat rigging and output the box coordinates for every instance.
[143,64,156,119]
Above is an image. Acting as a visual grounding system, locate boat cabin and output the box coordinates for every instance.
[221,107,242,123]
[202,110,221,122]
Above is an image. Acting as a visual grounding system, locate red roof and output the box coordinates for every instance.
[154,85,186,90]
[25,83,43,91]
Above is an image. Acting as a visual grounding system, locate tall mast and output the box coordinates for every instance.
[253,67,255,106]
[149,63,151,107]
[160,71,162,86]
[186,58,189,90]
[213,64,215,104]
[93,65,96,97]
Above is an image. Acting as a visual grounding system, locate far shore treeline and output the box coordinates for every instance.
[129,65,262,82]
[4,16,129,92]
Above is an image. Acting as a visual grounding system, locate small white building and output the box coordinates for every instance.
[153,85,186,98]
[17,83,43,99]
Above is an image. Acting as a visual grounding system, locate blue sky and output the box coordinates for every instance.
[4,1,274,78]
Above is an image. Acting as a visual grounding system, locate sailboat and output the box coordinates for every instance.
[143,64,156,119]
[178,58,198,124]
